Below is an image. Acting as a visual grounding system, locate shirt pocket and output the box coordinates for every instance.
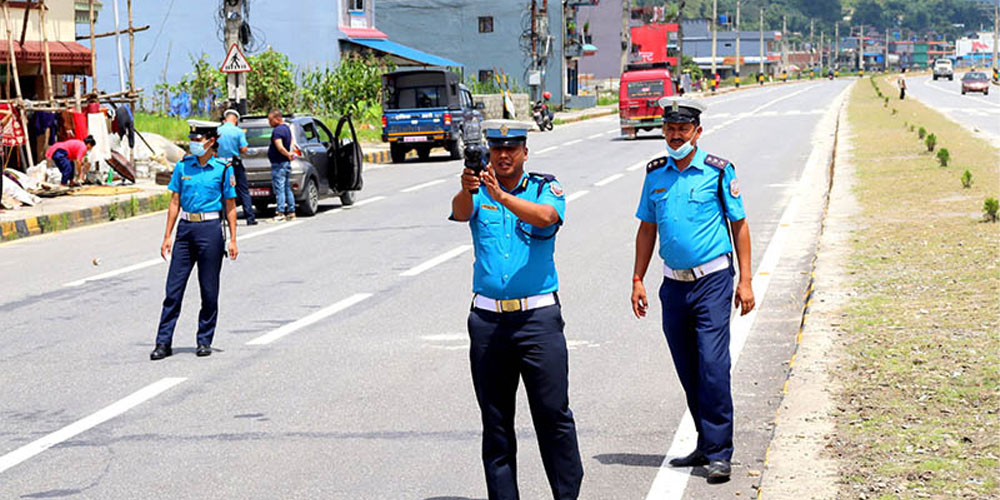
[476,210,503,240]
[653,192,671,223]
[687,190,720,224]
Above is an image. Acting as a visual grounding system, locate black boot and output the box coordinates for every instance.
[196,344,212,357]
[669,449,708,467]
[150,345,172,361]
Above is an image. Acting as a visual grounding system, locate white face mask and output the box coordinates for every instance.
[666,139,695,160]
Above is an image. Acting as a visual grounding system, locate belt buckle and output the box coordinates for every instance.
[678,269,696,281]
[189,213,203,222]
[499,299,522,313]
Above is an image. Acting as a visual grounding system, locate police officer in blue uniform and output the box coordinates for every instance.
[451,120,583,500]
[150,121,239,361]
[217,109,255,225]
[630,98,756,482]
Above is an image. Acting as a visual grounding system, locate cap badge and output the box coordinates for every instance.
[499,124,509,137]
[671,101,679,113]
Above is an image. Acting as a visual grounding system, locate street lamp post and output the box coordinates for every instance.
[735,0,740,86]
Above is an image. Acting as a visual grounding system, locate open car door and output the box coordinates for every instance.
[332,114,363,192]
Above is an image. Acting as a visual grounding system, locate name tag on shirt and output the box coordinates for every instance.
[481,204,499,211]
[653,188,666,194]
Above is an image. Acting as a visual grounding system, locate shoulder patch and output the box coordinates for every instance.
[549,181,564,197]
[646,156,668,174]
[703,154,731,170]
[729,178,740,198]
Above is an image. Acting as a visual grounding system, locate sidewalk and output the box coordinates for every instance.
[0,180,171,242]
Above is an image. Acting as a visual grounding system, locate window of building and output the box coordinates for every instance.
[478,16,493,33]
[349,0,364,11]
[478,70,494,83]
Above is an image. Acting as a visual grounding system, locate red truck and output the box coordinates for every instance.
[619,62,676,140]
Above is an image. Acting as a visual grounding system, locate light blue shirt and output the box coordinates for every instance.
[636,148,746,269]
[168,155,237,213]
[216,122,248,159]
[458,172,567,299]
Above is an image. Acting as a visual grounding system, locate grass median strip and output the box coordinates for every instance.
[835,76,999,498]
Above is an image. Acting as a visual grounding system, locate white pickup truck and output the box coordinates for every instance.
[932,59,953,81]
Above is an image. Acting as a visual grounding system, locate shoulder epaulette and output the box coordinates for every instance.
[703,154,732,170]
[528,172,557,183]
[646,156,668,174]
[528,172,559,197]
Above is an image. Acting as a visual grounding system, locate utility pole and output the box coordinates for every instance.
[993,1,998,75]
[223,0,247,115]
[835,22,840,70]
[759,7,764,75]
[884,27,890,72]
[711,0,717,78]
[735,0,741,80]
[88,0,96,91]
[112,0,125,92]
[781,15,787,74]
[809,19,814,68]
[620,0,629,74]
[819,30,825,69]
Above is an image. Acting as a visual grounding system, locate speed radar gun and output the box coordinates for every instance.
[464,144,490,194]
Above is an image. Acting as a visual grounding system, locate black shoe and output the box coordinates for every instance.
[150,344,172,361]
[246,219,258,226]
[196,344,212,357]
[669,450,708,467]
[707,460,731,483]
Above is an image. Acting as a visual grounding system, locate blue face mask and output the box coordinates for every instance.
[189,141,206,156]
[666,139,695,160]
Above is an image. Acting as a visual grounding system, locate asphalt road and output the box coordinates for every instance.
[903,73,1000,145]
[0,79,852,500]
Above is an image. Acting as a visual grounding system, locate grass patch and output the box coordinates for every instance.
[835,76,999,499]
[134,113,207,142]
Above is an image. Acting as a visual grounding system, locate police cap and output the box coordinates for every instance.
[658,97,708,124]
[483,119,532,148]
[187,119,220,140]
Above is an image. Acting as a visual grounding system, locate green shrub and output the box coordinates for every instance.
[918,127,926,139]
[925,133,937,152]
[984,197,999,222]
[909,124,915,132]
[961,170,973,188]
[936,148,950,166]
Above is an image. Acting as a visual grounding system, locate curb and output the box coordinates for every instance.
[362,148,417,164]
[553,108,618,126]
[1,192,173,243]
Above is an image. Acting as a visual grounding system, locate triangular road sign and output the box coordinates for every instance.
[220,44,252,73]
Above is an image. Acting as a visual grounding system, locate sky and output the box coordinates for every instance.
[90,0,342,101]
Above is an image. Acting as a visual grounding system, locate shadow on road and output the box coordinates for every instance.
[592,453,665,467]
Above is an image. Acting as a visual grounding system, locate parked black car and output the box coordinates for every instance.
[240,114,363,216]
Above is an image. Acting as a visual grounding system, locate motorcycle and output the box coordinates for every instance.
[532,100,554,131]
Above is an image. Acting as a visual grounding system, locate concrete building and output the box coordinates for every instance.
[376,0,598,108]
[680,19,780,77]
[577,0,624,80]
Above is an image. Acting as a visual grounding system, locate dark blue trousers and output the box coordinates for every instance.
[468,304,583,500]
[51,149,73,185]
[155,220,224,346]
[659,266,735,461]
[232,160,255,223]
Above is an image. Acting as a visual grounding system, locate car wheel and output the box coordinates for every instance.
[449,133,465,160]
[297,178,319,216]
[339,190,356,206]
[417,147,431,161]
[390,143,407,163]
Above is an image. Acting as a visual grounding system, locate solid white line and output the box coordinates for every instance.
[400,245,473,277]
[594,173,625,187]
[565,139,584,146]
[565,190,590,202]
[644,82,851,500]
[400,179,447,193]
[0,377,186,474]
[246,293,373,346]
[536,146,559,154]
[344,195,387,209]
[587,133,605,139]
[63,258,162,287]
[921,76,1000,108]
[241,220,304,240]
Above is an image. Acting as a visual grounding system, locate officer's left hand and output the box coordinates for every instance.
[734,279,755,315]
[227,240,239,260]
[480,166,506,203]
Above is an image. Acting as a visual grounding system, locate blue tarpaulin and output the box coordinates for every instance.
[346,38,464,68]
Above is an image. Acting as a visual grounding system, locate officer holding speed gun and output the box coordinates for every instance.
[450,120,583,500]
[150,121,238,361]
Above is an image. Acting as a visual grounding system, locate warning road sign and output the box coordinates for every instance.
[221,44,252,73]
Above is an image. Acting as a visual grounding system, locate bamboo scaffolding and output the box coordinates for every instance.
[2,0,34,166]
[75,24,148,41]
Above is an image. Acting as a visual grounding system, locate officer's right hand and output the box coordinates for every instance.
[461,168,481,193]
[161,237,172,260]
[631,280,648,319]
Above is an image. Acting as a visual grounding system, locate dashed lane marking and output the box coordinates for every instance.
[400,245,473,277]
[536,146,560,154]
[343,195,387,209]
[565,190,590,202]
[400,179,448,193]
[626,160,649,172]
[565,139,584,146]
[0,377,187,474]
[587,133,605,139]
[594,173,625,186]
[246,293,374,345]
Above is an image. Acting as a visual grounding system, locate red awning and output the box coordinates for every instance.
[340,27,387,39]
[0,41,92,72]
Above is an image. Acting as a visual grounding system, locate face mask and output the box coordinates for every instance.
[666,139,695,160]
[189,141,206,156]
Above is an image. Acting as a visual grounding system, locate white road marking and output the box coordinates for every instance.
[536,146,560,154]
[921,76,1000,108]
[605,129,619,135]
[344,195,387,209]
[626,160,649,172]
[0,377,186,474]
[400,245,473,277]
[63,258,162,287]
[400,179,447,193]
[246,293,373,345]
[565,139,584,146]
[713,84,819,131]
[241,220,304,239]
[587,133,605,139]
[644,82,851,500]
[594,173,625,186]
[420,333,467,342]
[565,190,590,202]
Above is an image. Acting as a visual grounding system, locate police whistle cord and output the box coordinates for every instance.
[755,105,842,500]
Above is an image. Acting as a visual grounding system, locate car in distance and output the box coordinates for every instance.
[961,71,990,95]
[240,114,364,216]
[932,59,953,81]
